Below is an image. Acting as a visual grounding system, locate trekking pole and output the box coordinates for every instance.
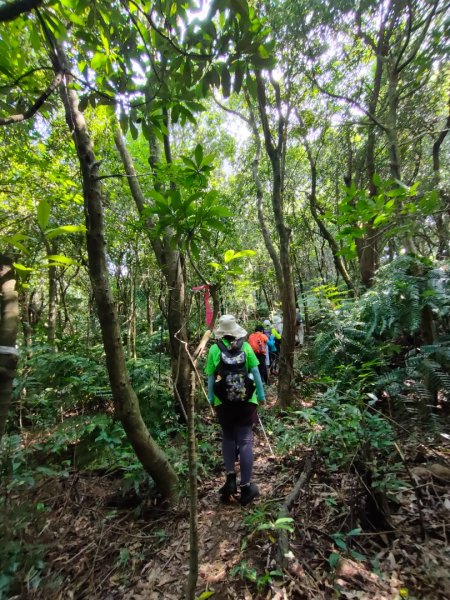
[257,414,275,458]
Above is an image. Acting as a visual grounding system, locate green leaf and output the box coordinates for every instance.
[45,225,86,239]
[233,62,244,94]
[91,52,108,70]
[334,537,347,550]
[119,113,128,135]
[208,262,221,270]
[221,65,231,98]
[13,263,34,272]
[148,190,167,204]
[37,199,50,230]
[230,250,256,260]
[208,206,232,217]
[257,44,270,59]
[46,254,79,266]
[328,552,340,570]
[78,95,89,112]
[195,591,215,600]
[1,234,30,256]
[129,119,139,140]
[185,101,206,112]
[224,249,236,263]
[194,144,204,166]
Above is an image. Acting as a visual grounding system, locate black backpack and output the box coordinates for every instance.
[213,338,255,403]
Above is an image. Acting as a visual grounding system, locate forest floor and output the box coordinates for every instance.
[5,391,450,600]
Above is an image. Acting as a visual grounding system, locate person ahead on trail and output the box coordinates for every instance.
[205,315,266,506]
[248,325,269,384]
[296,306,305,346]
[272,315,283,354]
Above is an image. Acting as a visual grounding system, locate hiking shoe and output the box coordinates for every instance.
[219,473,237,500]
[239,482,260,506]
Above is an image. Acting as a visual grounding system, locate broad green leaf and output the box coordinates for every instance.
[194,144,204,166]
[221,65,231,97]
[334,537,347,550]
[45,225,87,239]
[1,235,30,255]
[195,591,215,600]
[328,552,340,570]
[230,250,256,260]
[257,44,270,59]
[13,263,34,272]
[148,190,167,204]
[208,262,221,270]
[37,199,50,230]
[129,119,139,140]
[91,52,108,70]
[208,206,232,217]
[224,249,236,263]
[119,113,128,135]
[78,95,89,112]
[185,101,206,112]
[46,255,79,266]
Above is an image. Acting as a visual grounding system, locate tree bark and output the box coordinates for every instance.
[114,126,192,416]
[254,71,297,407]
[58,56,177,501]
[185,371,198,600]
[47,262,57,349]
[432,95,450,259]
[0,255,19,440]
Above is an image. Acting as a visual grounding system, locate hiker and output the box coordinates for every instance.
[248,325,269,384]
[296,307,305,346]
[206,314,266,506]
[272,315,283,354]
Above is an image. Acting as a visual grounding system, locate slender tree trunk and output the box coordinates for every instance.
[19,290,33,354]
[185,371,198,600]
[0,254,19,440]
[308,161,355,292]
[433,95,450,259]
[114,127,191,416]
[292,253,309,333]
[43,240,58,350]
[58,55,177,500]
[254,72,296,407]
[47,262,57,348]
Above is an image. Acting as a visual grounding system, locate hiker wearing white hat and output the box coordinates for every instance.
[205,314,266,506]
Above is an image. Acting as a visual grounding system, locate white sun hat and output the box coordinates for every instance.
[263,319,271,327]
[214,314,247,339]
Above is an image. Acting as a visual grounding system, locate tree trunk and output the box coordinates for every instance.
[309,161,355,292]
[254,71,296,407]
[47,262,57,349]
[432,95,450,259]
[58,56,177,501]
[185,371,198,599]
[114,126,191,417]
[0,254,19,440]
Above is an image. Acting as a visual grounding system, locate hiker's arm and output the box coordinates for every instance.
[207,375,215,404]
[250,367,265,402]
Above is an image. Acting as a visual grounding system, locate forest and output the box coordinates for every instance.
[0,0,449,598]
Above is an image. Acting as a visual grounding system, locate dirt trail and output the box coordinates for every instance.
[125,432,285,600]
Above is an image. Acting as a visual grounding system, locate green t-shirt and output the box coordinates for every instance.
[205,339,260,406]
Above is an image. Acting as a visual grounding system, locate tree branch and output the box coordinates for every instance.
[309,74,388,132]
[0,0,42,22]
[0,71,63,125]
